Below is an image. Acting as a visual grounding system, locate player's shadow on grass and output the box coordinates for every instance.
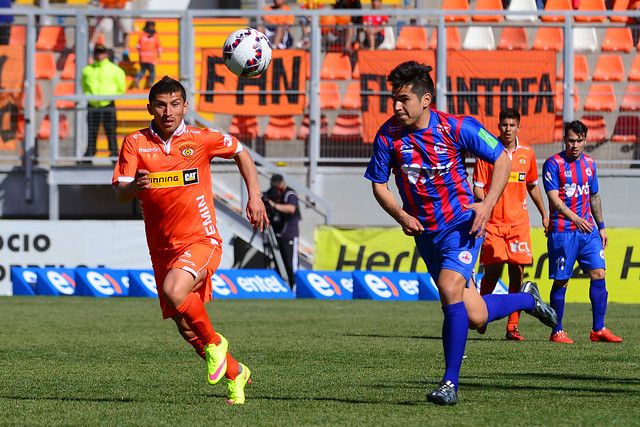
[462,372,640,393]
[343,333,442,340]
[1,395,136,403]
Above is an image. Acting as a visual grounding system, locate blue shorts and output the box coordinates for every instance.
[414,217,482,284]
[547,228,605,280]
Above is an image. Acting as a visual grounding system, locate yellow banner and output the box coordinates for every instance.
[313,226,640,303]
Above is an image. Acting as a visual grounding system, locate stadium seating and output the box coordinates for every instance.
[557,54,589,81]
[9,25,25,45]
[53,82,76,109]
[629,56,640,81]
[377,26,396,50]
[341,81,362,110]
[320,53,352,80]
[462,26,496,50]
[442,0,471,22]
[574,0,606,22]
[36,26,66,52]
[532,27,563,51]
[580,115,607,142]
[611,115,640,143]
[264,116,296,140]
[429,27,462,50]
[497,26,529,50]
[331,114,363,141]
[395,26,429,50]
[573,27,599,53]
[610,0,630,23]
[555,83,580,111]
[584,83,616,111]
[601,27,634,53]
[471,0,504,22]
[319,81,341,110]
[620,84,640,111]
[229,115,261,141]
[506,0,538,22]
[351,60,360,79]
[297,114,329,141]
[34,52,57,79]
[541,0,573,22]
[61,53,76,80]
[554,115,564,142]
[20,83,43,110]
[593,54,625,81]
[37,114,70,140]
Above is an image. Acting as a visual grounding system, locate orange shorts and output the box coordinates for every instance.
[150,242,222,319]
[480,222,533,266]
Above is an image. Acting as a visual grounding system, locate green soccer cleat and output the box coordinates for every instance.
[205,334,228,385]
[225,363,252,404]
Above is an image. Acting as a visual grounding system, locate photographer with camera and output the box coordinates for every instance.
[262,174,300,288]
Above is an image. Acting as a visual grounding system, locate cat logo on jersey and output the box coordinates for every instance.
[508,172,527,182]
[149,168,199,188]
[178,142,196,159]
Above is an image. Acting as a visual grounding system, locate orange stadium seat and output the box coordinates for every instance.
[61,53,76,80]
[319,82,341,110]
[584,83,616,111]
[601,27,634,53]
[331,114,363,141]
[9,25,25,45]
[472,0,504,22]
[580,115,607,142]
[320,53,352,80]
[541,0,573,22]
[497,27,529,50]
[34,52,57,79]
[264,115,296,140]
[297,114,329,141]
[53,82,76,109]
[395,26,429,50]
[352,60,360,79]
[574,0,606,22]
[429,27,462,50]
[557,55,589,81]
[37,114,70,140]
[229,115,260,141]
[341,81,362,110]
[442,0,471,22]
[611,115,640,142]
[593,54,625,81]
[610,0,630,23]
[553,115,564,142]
[620,84,640,111]
[532,27,563,51]
[630,56,640,81]
[555,83,580,111]
[20,83,44,110]
[36,26,66,52]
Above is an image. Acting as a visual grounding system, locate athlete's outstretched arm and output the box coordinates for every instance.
[527,182,549,233]
[114,169,151,203]
[232,149,269,231]
[372,181,424,236]
[546,189,593,234]
[590,192,608,249]
[464,151,511,238]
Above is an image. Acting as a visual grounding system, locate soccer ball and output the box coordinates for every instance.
[223,28,272,78]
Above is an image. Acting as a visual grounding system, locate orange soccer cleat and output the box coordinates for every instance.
[550,330,574,343]
[505,328,524,341]
[590,327,623,343]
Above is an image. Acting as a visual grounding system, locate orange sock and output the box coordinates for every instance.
[224,352,240,380]
[175,293,220,346]
[186,336,206,360]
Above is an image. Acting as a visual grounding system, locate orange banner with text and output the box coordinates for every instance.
[358,50,555,144]
[0,46,25,151]
[199,49,307,115]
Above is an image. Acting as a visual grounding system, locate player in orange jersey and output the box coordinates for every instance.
[112,76,268,404]
[472,108,549,341]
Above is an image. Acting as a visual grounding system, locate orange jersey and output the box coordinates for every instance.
[137,32,161,64]
[473,140,538,226]
[263,4,295,25]
[112,122,242,255]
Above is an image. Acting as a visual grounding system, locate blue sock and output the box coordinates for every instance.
[482,293,535,325]
[550,286,567,335]
[589,279,607,332]
[441,301,468,390]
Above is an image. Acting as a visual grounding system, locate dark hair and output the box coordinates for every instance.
[270,174,284,186]
[149,76,187,104]
[499,108,520,123]
[387,61,435,100]
[564,120,588,139]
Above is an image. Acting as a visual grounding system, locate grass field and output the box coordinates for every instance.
[1,296,638,426]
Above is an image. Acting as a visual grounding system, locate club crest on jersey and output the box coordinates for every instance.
[178,142,196,159]
[148,168,199,188]
[436,123,450,135]
[458,251,473,264]
[519,157,527,165]
[585,167,592,176]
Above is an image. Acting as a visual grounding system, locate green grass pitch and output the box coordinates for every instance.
[1,296,638,425]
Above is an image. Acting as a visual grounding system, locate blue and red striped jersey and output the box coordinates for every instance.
[365,109,504,233]
[542,151,599,232]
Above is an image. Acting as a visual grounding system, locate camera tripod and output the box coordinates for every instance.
[232,224,289,285]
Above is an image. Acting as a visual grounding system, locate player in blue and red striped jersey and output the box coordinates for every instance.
[365,61,558,406]
[542,120,622,344]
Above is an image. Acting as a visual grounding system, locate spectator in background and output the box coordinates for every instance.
[133,21,161,89]
[260,0,295,49]
[327,0,361,54]
[298,0,322,49]
[362,0,388,50]
[0,0,13,45]
[81,44,126,160]
[89,0,133,62]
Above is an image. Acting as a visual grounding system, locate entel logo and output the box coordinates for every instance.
[47,271,75,295]
[138,272,159,295]
[212,273,289,296]
[84,271,127,296]
[364,274,419,298]
[307,273,353,297]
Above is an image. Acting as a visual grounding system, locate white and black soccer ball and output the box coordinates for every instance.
[222,28,272,78]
